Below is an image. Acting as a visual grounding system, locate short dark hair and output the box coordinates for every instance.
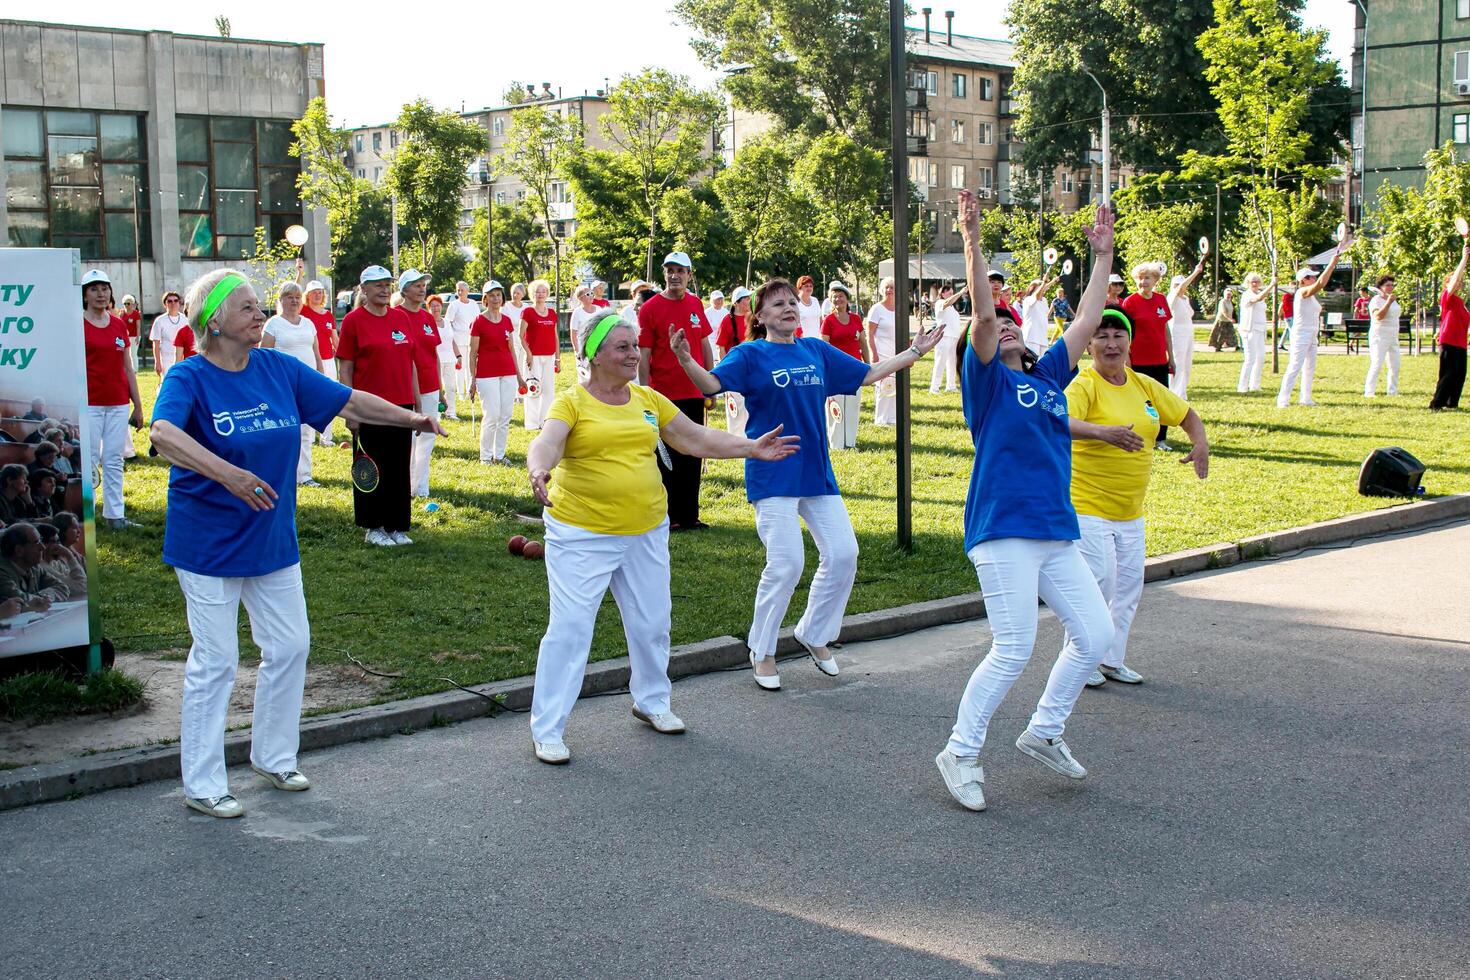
[35,522,58,544]
[0,464,26,487]
[31,468,55,487]
[51,512,79,537]
[33,442,56,460]
[1376,274,1395,289]
[0,522,38,557]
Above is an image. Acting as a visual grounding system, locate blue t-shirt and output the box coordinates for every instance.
[710,338,869,502]
[960,338,1079,550]
[153,349,352,577]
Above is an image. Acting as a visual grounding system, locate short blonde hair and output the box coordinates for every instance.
[183,268,254,353]
[1132,262,1165,282]
[529,279,551,298]
[879,276,895,294]
[277,280,303,301]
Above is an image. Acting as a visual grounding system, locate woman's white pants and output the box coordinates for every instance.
[531,514,672,743]
[874,377,896,425]
[1069,515,1146,670]
[1237,329,1266,392]
[826,394,859,450]
[1276,330,1318,406]
[439,360,458,417]
[177,563,310,799]
[1169,324,1194,398]
[86,404,128,520]
[296,424,314,484]
[929,341,958,392]
[410,393,440,496]
[1364,324,1401,396]
[946,537,1113,757]
[476,376,517,461]
[748,495,859,660]
[524,355,556,429]
[317,359,339,444]
[724,391,748,436]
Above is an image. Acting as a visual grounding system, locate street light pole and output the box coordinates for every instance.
[1352,0,1369,224]
[888,0,912,552]
[1082,68,1111,209]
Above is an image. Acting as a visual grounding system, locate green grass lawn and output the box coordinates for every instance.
[99,346,1467,700]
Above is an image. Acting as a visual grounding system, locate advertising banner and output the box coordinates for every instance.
[0,248,98,660]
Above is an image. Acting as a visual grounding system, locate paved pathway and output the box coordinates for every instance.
[4,523,1468,978]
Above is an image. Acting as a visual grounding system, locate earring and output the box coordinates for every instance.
[211,330,221,336]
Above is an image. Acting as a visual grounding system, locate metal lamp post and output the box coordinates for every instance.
[888,0,913,552]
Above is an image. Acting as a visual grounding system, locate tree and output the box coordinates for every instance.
[501,81,533,106]
[1116,202,1205,287]
[598,69,722,279]
[468,201,552,286]
[331,181,395,288]
[246,227,299,309]
[215,15,230,38]
[790,132,886,282]
[658,185,745,291]
[385,100,485,271]
[290,97,358,265]
[564,148,649,282]
[497,104,583,306]
[677,0,890,149]
[399,240,469,292]
[712,134,813,282]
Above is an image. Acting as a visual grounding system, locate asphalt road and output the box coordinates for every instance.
[4,522,1469,979]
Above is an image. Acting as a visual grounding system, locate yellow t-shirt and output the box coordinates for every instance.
[1066,365,1190,522]
[546,383,680,535]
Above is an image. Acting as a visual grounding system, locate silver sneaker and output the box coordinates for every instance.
[534,739,570,764]
[631,706,686,734]
[251,765,310,791]
[390,530,413,546]
[184,794,244,818]
[1085,669,1107,688]
[1099,664,1143,684]
[935,749,987,811]
[365,528,393,547]
[1015,729,1087,779]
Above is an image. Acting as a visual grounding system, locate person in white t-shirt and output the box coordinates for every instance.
[795,276,823,337]
[1276,236,1347,407]
[704,289,729,337]
[428,294,462,418]
[1167,258,1206,398]
[929,282,965,393]
[261,281,324,486]
[151,291,189,377]
[867,278,898,424]
[568,285,601,382]
[1364,275,1402,397]
[1237,272,1274,392]
[1018,273,1059,355]
[444,281,480,398]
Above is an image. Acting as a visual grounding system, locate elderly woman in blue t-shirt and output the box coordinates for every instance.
[670,278,943,691]
[933,191,1118,814]
[151,269,444,819]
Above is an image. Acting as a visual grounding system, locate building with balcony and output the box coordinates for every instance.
[1,19,328,315]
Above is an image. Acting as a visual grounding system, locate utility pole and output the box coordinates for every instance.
[888,0,912,552]
[1214,182,1221,305]
[390,191,400,276]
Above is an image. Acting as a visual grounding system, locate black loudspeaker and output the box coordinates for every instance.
[1358,447,1425,497]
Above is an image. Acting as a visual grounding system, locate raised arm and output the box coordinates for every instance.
[340,390,443,433]
[1300,236,1348,299]
[1246,277,1277,306]
[1062,205,1117,369]
[956,189,999,363]
[1169,257,1206,305]
[669,328,724,395]
[1447,238,1470,297]
[863,322,943,385]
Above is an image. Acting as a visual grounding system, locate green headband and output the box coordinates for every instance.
[584,314,624,360]
[196,274,248,334]
[1099,308,1133,338]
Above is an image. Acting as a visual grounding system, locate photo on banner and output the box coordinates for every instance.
[0,249,98,659]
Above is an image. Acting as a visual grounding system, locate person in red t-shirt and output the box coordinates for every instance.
[337,266,419,547]
[590,280,611,308]
[518,279,561,430]
[821,280,867,451]
[468,280,526,464]
[119,295,142,371]
[302,280,339,445]
[1433,236,1470,409]
[716,286,752,436]
[397,269,448,498]
[638,251,716,529]
[1121,262,1176,448]
[81,270,145,528]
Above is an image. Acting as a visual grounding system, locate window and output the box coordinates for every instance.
[951,119,965,144]
[1061,172,1075,193]
[374,167,382,181]
[175,116,302,259]
[908,70,938,95]
[1460,0,1469,18]
[978,167,994,197]
[357,168,366,178]
[492,117,504,137]
[927,117,938,142]
[372,131,382,152]
[980,122,994,145]
[495,191,507,205]
[354,133,364,153]
[1457,114,1470,144]
[4,107,151,257]
[390,130,399,148]
[1458,50,1470,83]
[906,159,937,187]
[547,181,572,205]
[980,77,993,101]
[951,164,965,188]
[952,73,967,99]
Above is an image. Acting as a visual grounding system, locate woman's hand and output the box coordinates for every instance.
[670,328,693,362]
[748,424,800,462]
[129,405,145,429]
[957,189,979,242]
[912,323,945,357]
[0,597,22,618]
[1084,204,1115,253]
[223,466,278,511]
[1181,441,1210,479]
[554,357,561,374]
[469,382,478,402]
[1099,424,1145,452]
[410,413,447,436]
[530,467,553,506]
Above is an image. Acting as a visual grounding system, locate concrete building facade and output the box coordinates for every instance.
[1,19,327,314]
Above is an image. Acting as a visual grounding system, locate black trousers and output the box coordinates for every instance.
[1133,362,1172,441]
[661,398,706,526]
[1431,345,1466,409]
[354,413,412,533]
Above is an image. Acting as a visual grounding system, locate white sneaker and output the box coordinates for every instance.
[749,651,781,691]
[935,750,986,811]
[250,765,310,791]
[184,794,244,818]
[1099,664,1143,684]
[364,528,394,547]
[1015,729,1087,779]
[797,636,839,676]
[631,706,686,734]
[534,739,570,764]
[390,531,413,545]
[1085,669,1107,688]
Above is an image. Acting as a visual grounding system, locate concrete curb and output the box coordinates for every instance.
[4,493,1466,811]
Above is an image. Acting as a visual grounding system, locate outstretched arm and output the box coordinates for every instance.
[670,328,724,395]
[862,323,944,385]
[660,416,799,461]
[1448,238,1470,297]
[956,190,999,363]
[1169,257,1206,305]
[1300,237,1348,299]
[1062,205,1117,369]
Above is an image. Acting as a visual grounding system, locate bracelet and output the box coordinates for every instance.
[907,344,922,358]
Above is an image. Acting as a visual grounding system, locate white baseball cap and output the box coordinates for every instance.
[731,286,752,302]
[81,269,111,287]
[1170,275,1186,287]
[483,280,504,295]
[1295,267,1318,282]
[1108,273,1125,285]
[708,289,725,300]
[662,251,692,269]
[304,279,326,293]
[397,268,429,290]
[360,265,393,284]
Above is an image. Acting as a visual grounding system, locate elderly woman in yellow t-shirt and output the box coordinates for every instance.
[1063,305,1210,690]
[525,313,798,765]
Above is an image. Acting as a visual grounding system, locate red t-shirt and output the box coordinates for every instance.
[303,306,336,359]
[84,315,132,406]
[403,306,443,396]
[717,313,746,353]
[521,306,559,356]
[1122,292,1171,366]
[337,306,416,405]
[592,298,610,308]
[639,292,712,401]
[120,309,141,339]
[471,314,517,377]
[822,312,864,360]
[1281,293,1294,319]
[1354,296,1370,319]
[175,327,197,359]
[1440,290,1469,348]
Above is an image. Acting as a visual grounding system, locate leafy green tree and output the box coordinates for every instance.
[290,98,358,264]
[790,132,886,282]
[1116,202,1205,287]
[385,99,485,271]
[469,201,552,287]
[713,134,815,283]
[502,81,533,106]
[563,148,649,281]
[398,240,469,292]
[658,185,746,290]
[246,227,300,308]
[497,104,584,306]
[329,180,394,287]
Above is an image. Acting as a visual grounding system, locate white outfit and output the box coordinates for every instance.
[523,354,556,429]
[1237,292,1268,392]
[867,303,896,424]
[410,393,441,497]
[946,538,1114,758]
[748,495,859,660]
[506,303,529,398]
[1020,295,1049,356]
[826,393,860,450]
[1069,515,1147,670]
[152,315,187,376]
[435,320,459,417]
[724,391,749,437]
[796,296,823,338]
[86,404,128,520]
[705,305,729,338]
[177,563,310,799]
[1168,295,1196,398]
[530,514,673,744]
[929,300,962,392]
[821,297,834,317]
[445,298,480,396]
[475,375,517,461]
[1365,295,1402,396]
[1277,291,1321,406]
[264,315,320,483]
[569,306,600,383]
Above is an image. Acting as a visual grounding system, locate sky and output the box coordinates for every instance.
[50,0,1357,129]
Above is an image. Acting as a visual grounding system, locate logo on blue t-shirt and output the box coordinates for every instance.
[209,401,295,438]
[1016,383,1038,408]
[211,411,235,436]
[772,369,791,388]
